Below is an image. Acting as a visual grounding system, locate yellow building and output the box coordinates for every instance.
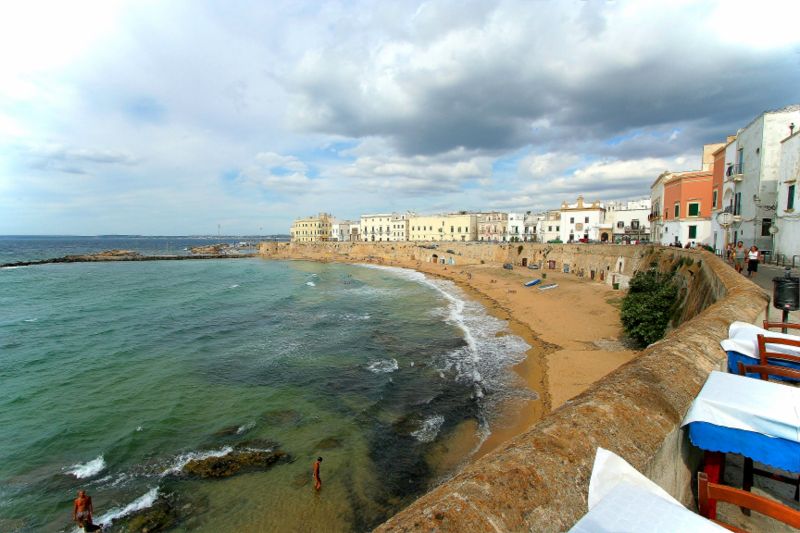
[290,213,332,243]
[409,213,477,241]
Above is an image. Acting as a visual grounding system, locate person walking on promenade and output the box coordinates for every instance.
[725,243,734,263]
[734,241,746,274]
[73,490,100,531]
[746,245,760,278]
[313,457,323,491]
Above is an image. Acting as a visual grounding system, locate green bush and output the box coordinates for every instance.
[547,239,563,244]
[621,269,679,348]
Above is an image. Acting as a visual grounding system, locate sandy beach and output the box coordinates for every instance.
[365,256,640,458]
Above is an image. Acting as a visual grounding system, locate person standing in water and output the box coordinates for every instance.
[313,457,323,491]
[73,490,100,531]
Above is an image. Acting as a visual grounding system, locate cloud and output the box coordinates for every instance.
[13,143,139,174]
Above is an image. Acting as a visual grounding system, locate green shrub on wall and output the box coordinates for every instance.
[621,269,679,348]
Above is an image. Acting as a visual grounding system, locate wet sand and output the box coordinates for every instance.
[382,257,640,457]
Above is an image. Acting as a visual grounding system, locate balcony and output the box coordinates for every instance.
[726,164,743,182]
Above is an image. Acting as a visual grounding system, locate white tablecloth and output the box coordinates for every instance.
[569,448,727,533]
[723,321,800,359]
[681,371,800,442]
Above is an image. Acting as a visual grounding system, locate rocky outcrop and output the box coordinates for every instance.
[180,449,288,479]
[1,250,249,268]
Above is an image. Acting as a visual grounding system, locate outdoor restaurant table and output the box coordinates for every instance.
[569,448,728,532]
[681,370,800,517]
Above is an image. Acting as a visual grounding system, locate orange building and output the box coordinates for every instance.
[660,170,713,245]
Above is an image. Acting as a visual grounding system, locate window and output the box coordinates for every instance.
[761,218,772,237]
[688,225,697,239]
[570,217,575,223]
[631,220,639,230]
[688,202,700,217]
[712,190,718,209]
[734,192,742,215]
[585,216,589,223]
[674,203,680,218]
[616,221,624,229]
[548,226,552,231]
[789,184,796,211]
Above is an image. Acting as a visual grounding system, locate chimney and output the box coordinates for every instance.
[790,123,796,136]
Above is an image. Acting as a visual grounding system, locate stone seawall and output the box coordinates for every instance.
[258,242,769,532]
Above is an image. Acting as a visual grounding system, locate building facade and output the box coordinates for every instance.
[507,213,526,241]
[659,170,713,246]
[535,211,561,243]
[523,212,538,242]
[774,129,800,260]
[360,214,393,242]
[723,105,800,251]
[290,213,333,243]
[409,213,478,241]
[330,220,358,242]
[559,196,607,242]
[606,198,651,243]
[477,212,508,242]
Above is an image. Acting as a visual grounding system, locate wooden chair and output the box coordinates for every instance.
[698,472,800,531]
[736,361,800,382]
[762,320,800,332]
[756,334,800,366]
[735,361,800,502]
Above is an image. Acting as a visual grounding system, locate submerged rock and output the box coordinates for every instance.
[181,449,288,479]
[260,409,303,426]
[314,437,343,450]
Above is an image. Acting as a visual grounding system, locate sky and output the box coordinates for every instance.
[1,0,799,235]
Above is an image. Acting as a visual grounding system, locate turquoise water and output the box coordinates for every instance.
[0,255,530,532]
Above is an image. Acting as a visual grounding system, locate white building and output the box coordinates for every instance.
[774,128,800,260]
[606,198,651,243]
[360,213,410,242]
[523,212,538,242]
[723,105,800,251]
[535,211,561,243]
[330,220,358,242]
[477,212,508,242]
[507,213,526,242]
[559,196,608,242]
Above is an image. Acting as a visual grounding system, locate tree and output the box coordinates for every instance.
[621,269,679,347]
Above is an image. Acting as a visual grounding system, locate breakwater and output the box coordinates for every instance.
[1,252,250,268]
[259,241,768,532]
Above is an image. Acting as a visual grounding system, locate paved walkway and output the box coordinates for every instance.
[724,259,800,324]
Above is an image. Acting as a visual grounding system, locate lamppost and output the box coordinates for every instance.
[768,224,779,263]
[716,211,734,256]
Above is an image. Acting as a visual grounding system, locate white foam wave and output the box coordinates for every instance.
[236,421,255,434]
[411,415,445,443]
[23,317,38,322]
[305,281,316,287]
[367,358,398,374]
[66,455,105,479]
[228,284,240,289]
[161,446,233,476]
[93,487,159,528]
[136,425,143,432]
[356,263,534,411]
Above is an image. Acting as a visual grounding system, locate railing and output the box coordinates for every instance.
[726,164,743,177]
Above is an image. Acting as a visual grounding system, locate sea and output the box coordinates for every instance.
[0,236,532,532]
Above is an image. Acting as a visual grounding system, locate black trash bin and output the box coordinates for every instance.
[772,269,799,330]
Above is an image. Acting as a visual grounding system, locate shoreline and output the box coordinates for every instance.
[261,252,639,461]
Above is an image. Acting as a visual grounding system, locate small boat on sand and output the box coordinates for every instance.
[538,283,559,291]
[524,279,541,287]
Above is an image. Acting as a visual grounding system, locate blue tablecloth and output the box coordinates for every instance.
[688,421,800,473]
[726,351,800,383]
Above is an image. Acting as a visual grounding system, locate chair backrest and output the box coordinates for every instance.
[737,361,800,381]
[698,472,800,529]
[756,334,800,365]
[763,320,800,332]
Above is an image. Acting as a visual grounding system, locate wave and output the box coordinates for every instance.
[236,421,255,434]
[23,318,38,322]
[411,415,445,443]
[66,455,106,479]
[92,487,159,529]
[161,446,233,476]
[305,281,316,287]
[228,284,240,289]
[366,358,399,374]
[356,264,534,412]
